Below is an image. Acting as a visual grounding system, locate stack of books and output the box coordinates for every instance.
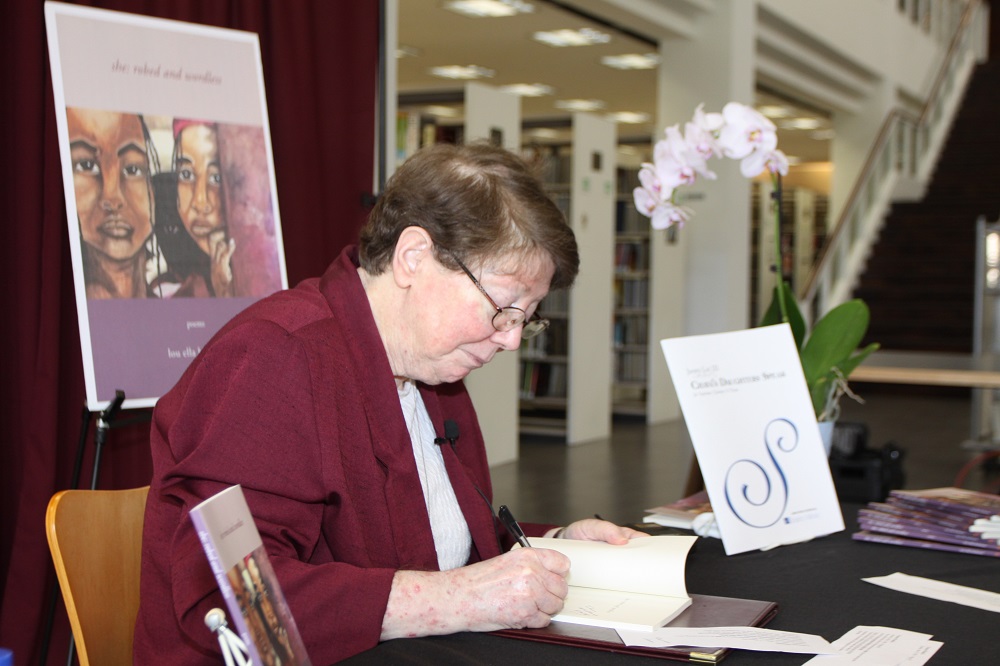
[852,487,1000,558]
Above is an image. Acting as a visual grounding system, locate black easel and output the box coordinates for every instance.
[39,390,150,666]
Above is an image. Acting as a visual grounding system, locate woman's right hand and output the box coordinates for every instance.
[380,547,570,640]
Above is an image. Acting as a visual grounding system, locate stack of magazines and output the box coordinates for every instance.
[852,487,1000,558]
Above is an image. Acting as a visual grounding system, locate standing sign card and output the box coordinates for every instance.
[661,324,844,555]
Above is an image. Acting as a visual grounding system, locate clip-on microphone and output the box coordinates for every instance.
[434,419,460,448]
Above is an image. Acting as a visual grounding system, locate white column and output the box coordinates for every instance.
[462,82,523,466]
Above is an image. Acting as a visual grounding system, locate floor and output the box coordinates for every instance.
[491,388,1000,528]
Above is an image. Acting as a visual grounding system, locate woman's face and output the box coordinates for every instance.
[67,108,153,261]
[400,248,555,385]
[176,124,225,255]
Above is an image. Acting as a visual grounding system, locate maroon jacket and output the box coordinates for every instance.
[134,246,541,664]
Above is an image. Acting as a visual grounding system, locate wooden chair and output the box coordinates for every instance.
[45,486,150,666]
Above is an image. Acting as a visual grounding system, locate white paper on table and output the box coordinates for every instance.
[617,626,840,654]
[863,572,1000,613]
[661,324,844,555]
[802,626,941,666]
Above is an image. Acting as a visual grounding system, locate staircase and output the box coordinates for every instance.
[855,59,1000,353]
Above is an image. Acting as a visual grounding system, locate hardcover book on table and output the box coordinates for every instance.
[190,484,312,665]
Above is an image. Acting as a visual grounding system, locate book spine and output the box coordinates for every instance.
[887,490,1000,519]
[852,530,1000,558]
[189,510,264,665]
[858,509,979,538]
[858,518,995,550]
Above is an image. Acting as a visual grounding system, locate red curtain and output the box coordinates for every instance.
[0,1,378,662]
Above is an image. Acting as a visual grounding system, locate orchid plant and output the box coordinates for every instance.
[633,102,879,422]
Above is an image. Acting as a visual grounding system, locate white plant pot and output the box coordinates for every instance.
[817,420,836,457]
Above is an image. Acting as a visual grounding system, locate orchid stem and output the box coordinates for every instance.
[772,174,789,324]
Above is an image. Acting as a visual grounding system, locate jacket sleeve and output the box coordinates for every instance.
[151,319,395,663]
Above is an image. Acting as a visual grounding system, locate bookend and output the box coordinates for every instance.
[828,421,906,503]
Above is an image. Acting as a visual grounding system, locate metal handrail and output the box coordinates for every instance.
[798,0,985,321]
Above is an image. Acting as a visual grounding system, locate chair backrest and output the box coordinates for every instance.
[45,486,150,666]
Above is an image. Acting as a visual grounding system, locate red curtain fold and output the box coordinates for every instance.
[0,1,378,662]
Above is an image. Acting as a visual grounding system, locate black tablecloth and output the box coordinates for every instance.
[342,505,1000,664]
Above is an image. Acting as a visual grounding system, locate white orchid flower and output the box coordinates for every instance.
[652,131,698,191]
[691,103,724,133]
[649,201,693,230]
[717,102,778,160]
[740,149,790,178]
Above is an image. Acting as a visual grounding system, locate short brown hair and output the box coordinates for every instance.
[359,142,578,290]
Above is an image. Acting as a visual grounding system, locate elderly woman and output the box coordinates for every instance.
[134,142,643,664]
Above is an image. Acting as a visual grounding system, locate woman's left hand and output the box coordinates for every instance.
[548,519,647,544]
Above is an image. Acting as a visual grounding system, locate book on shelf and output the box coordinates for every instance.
[852,486,1000,558]
[190,485,312,665]
[643,490,713,531]
[517,535,697,632]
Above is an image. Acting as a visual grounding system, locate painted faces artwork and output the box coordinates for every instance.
[67,108,154,298]
[175,122,226,256]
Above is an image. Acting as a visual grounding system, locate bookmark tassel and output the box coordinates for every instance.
[205,608,252,666]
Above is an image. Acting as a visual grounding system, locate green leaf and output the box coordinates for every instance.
[800,299,871,386]
[758,281,807,350]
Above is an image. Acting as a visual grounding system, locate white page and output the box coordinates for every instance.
[528,535,695,597]
[526,535,696,631]
[802,626,941,665]
[554,587,692,632]
[863,572,1000,612]
[661,324,844,555]
[619,626,840,654]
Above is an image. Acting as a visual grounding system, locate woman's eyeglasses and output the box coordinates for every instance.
[446,250,550,340]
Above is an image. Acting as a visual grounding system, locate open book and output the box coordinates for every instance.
[190,485,312,665]
[523,535,697,632]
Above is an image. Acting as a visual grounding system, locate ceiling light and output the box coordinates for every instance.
[533,28,611,47]
[607,111,650,124]
[499,83,554,97]
[429,65,496,80]
[444,0,535,18]
[810,129,836,140]
[396,45,421,59]
[780,117,823,130]
[525,128,562,140]
[423,106,461,118]
[757,104,791,119]
[555,99,606,112]
[600,53,660,70]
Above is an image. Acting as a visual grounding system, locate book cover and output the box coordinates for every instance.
[644,490,713,530]
[494,593,779,663]
[857,517,994,550]
[858,507,984,539]
[190,485,312,665]
[521,535,697,632]
[887,487,1000,519]
[852,530,1000,558]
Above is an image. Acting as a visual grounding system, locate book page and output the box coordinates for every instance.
[555,587,693,632]
[527,535,695,598]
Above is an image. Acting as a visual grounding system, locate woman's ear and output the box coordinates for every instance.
[392,226,432,287]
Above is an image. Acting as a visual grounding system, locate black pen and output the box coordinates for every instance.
[498,505,531,548]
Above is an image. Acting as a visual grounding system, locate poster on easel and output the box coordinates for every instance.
[45,2,287,411]
[661,324,844,555]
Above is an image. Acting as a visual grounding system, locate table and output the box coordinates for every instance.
[851,350,1000,389]
[342,505,999,664]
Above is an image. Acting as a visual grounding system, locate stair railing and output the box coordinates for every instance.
[798,0,989,325]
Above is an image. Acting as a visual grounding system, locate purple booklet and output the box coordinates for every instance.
[853,530,1000,558]
[887,487,1000,520]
